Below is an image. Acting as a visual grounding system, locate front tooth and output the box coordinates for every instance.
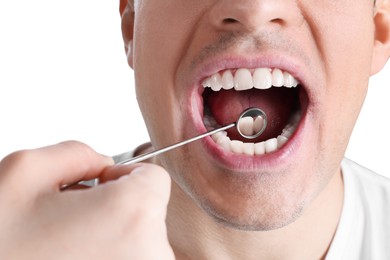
[210,73,223,91]
[238,116,254,136]
[253,68,272,89]
[222,70,234,90]
[265,138,278,153]
[254,142,266,155]
[230,140,244,153]
[242,143,255,156]
[234,69,253,91]
[272,69,284,87]
[215,135,289,155]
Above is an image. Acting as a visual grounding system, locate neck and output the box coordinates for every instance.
[166,170,344,260]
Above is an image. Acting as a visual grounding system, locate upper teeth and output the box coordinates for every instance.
[202,68,299,91]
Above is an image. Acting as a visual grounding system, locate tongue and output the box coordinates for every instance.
[205,88,297,141]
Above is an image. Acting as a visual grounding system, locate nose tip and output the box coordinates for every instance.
[209,0,300,33]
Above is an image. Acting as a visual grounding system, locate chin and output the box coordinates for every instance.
[195,178,309,231]
[163,149,319,232]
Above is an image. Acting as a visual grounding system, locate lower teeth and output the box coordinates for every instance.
[204,110,301,156]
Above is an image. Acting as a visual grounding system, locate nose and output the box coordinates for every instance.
[208,0,303,33]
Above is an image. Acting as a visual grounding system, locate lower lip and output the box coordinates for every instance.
[189,87,310,172]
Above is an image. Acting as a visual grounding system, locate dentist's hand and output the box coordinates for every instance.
[0,141,174,260]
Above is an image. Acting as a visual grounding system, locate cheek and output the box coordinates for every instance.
[133,7,180,146]
[310,2,374,147]
[291,1,375,178]
[134,0,202,87]
[325,21,373,140]
[133,1,204,147]
[304,0,374,90]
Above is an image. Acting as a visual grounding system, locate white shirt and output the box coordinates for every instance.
[326,158,390,259]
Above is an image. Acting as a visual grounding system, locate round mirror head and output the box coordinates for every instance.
[236,107,267,139]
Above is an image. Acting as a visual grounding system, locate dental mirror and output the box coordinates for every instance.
[60,107,268,190]
[236,107,267,140]
[113,107,268,165]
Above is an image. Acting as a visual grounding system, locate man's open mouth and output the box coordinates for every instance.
[200,67,308,156]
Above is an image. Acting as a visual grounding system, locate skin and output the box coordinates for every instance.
[120,0,390,258]
[0,142,174,260]
[0,0,388,259]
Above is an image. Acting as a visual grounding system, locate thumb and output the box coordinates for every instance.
[93,163,174,260]
[102,163,172,210]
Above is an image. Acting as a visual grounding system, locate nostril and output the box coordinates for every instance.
[270,18,285,26]
[223,18,239,24]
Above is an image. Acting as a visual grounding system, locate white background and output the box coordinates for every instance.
[0,1,389,178]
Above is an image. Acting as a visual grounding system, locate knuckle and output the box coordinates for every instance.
[0,150,35,174]
[58,141,95,159]
[0,150,38,193]
[57,140,99,171]
[58,140,89,149]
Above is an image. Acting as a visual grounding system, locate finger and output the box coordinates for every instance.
[60,163,137,190]
[0,141,114,192]
[53,164,172,258]
[99,163,145,184]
